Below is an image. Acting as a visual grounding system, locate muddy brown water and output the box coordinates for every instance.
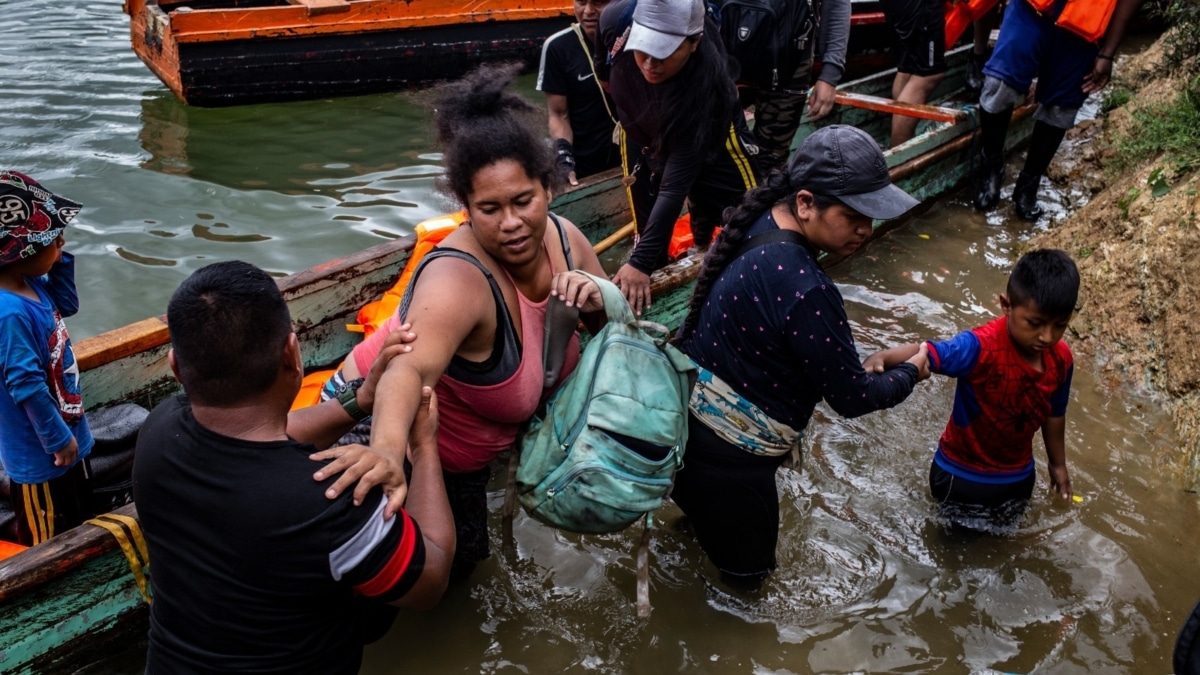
[5,2,1198,672]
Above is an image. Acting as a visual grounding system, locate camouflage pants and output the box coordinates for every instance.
[743,54,816,170]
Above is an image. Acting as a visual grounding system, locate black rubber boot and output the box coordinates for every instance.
[1012,120,1069,221]
[973,106,1013,211]
[1012,171,1044,221]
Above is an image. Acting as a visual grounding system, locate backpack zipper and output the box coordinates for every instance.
[546,461,674,497]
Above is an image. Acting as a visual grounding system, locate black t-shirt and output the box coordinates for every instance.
[537,25,620,178]
[133,396,426,674]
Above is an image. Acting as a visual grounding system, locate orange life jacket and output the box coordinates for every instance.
[1025,0,1119,43]
[289,211,467,412]
[943,0,999,49]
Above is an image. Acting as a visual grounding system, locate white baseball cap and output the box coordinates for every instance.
[624,0,705,61]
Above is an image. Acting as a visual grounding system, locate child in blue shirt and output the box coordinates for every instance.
[0,170,94,546]
[867,249,1079,531]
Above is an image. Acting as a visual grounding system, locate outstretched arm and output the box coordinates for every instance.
[388,387,455,610]
[863,343,924,374]
[1043,415,1071,500]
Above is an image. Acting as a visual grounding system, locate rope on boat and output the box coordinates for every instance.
[86,513,152,605]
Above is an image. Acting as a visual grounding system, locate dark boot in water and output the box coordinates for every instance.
[974,152,1005,211]
[1013,171,1044,221]
[973,105,1013,211]
[1012,120,1068,221]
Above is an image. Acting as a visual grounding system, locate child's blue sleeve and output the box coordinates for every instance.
[926,330,981,378]
[0,313,73,453]
[39,252,80,318]
[1049,363,1073,417]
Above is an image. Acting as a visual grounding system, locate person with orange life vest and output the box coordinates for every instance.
[973,0,1143,221]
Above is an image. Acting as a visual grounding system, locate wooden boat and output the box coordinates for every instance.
[0,44,1034,673]
[121,0,889,107]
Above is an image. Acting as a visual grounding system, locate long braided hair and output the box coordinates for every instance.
[674,168,839,344]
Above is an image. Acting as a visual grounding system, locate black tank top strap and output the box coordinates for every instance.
[398,247,522,386]
[549,212,574,271]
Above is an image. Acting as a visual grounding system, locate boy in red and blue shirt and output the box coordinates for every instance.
[868,249,1079,528]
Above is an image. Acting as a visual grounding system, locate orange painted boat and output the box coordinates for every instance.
[121,0,890,107]
[121,0,576,106]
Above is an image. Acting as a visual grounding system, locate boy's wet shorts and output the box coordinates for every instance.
[929,460,1036,533]
[880,0,947,76]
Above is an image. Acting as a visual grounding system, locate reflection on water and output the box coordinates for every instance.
[1,0,544,340]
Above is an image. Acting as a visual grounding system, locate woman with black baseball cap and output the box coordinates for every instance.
[596,0,760,316]
[672,125,931,586]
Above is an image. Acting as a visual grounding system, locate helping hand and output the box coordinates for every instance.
[358,322,417,414]
[906,343,932,381]
[862,351,888,374]
[550,270,605,313]
[612,263,651,316]
[311,444,406,515]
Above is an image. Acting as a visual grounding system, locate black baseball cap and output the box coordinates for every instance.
[787,125,918,220]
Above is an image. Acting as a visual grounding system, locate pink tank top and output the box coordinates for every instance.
[351,250,580,473]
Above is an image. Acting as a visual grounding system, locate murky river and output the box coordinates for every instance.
[5,2,1199,673]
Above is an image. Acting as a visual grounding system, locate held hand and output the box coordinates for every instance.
[862,351,888,374]
[53,437,79,467]
[1081,56,1113,95]
[1048,463,1073,500]
[408,386,439,465]
[807,81,837,120]
[311,444,407,514]
[358,323,417,413]
[612,263,651,316]
[905,343,932,381]
[551,270,605,313]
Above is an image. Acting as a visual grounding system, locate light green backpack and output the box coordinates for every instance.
[506,273,696,616]
[515,273,696,535]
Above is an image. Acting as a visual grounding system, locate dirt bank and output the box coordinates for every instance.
[1030,34,1200,490]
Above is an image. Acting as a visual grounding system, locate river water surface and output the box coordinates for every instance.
[5,2,1199,674]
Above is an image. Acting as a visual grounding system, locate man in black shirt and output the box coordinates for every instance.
[134,261,455,674]
[537,0,620,186]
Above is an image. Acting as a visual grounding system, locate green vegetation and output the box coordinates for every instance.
[1158,0,1200,71]
[1105,2,1200,179]
[1107,75,1200,177]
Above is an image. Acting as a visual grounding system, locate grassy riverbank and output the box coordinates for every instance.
[1031,20,1200,490]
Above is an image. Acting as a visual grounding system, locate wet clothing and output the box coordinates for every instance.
[134,396,426,675]
[742,0,852,167]
[880,0,947,76]
[670,415,789,580]
[0,253,93,484]
[598,0,760,272]
[928,460,1035,507]
[926,315,1073,489]
[347,219,578,573]
[983,0,1099,114]
[676,211,920,577]
[537,25,621,178]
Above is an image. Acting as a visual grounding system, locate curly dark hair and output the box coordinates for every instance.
[674,169,839,343]
[433,62,555,205]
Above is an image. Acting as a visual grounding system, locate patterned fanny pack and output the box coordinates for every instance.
[687,361,804,458]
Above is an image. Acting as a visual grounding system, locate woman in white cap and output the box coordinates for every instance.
[595,0,760,316]
[671,125,931,587]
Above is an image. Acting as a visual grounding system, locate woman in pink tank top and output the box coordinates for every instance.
[335,64,610,577]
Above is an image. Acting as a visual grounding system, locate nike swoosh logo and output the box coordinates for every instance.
[577,73,595,81]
